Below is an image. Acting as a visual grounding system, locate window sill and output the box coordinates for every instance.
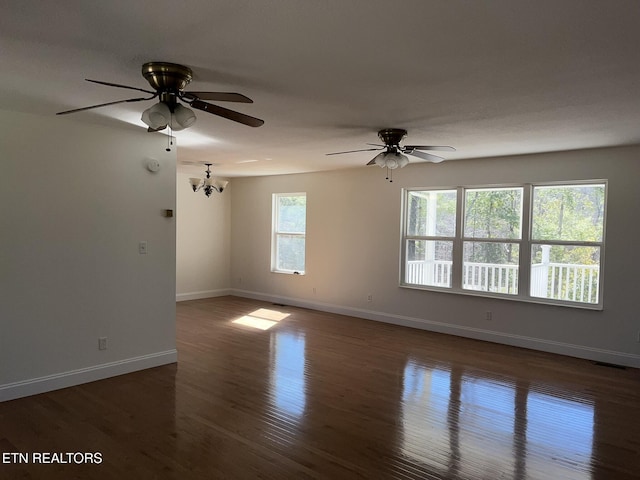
[399,283,603,311]
[271,270,305,276]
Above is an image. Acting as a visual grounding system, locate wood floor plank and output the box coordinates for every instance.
[1,296,640,479]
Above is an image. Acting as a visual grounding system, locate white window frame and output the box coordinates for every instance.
[400,181,607,310]
[271,192,306,275]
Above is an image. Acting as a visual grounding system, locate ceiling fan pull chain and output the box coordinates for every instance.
[166,126,173,152]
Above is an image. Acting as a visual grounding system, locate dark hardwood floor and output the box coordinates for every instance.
[2,296,640,479]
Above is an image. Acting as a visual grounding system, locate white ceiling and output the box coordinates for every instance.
[2,0,640,177]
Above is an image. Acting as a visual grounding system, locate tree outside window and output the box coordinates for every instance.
[272,193,306,274]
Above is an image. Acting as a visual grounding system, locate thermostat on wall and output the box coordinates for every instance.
[146,158,161,172]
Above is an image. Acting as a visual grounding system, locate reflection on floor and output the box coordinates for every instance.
[401,360,594,479]
[271,330,306,418]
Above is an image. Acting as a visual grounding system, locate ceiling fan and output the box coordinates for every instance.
[327,128,454,181]
[56,62,264,131]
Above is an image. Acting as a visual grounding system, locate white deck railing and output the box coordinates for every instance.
[406,259,599,303]
[530,262,599,303]
[464,262,519,294]
[405,260,452,287]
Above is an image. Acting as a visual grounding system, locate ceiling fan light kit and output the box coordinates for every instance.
[189,163,228,197]
[141,102,197,131]
[373,151,410,169]
[327,128,455,182]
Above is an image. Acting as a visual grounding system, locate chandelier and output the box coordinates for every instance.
[188,163,228,197]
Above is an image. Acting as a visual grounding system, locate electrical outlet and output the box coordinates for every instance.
[98,337,107,350]
[485,311,492,321]
[367,294,373,302]
[637,331,640,343]
[313,287,317,294]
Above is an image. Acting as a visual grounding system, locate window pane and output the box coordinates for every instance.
[532,184,605,242]
[407,190,457,237]
[405,240,453,287]
[277,195,306,233]
[276,235,305,272]
[530,244,600,303]
[464,187,523,239]
[463,242,519,294]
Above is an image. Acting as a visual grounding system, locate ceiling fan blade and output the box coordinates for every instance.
[190,99,264,127]
[147,125,167,133]
[366,143,385,147]
[85,79,155,95]
[406,150,446,163]
[404,145,456,152]
[184,92,253,103]
[56,95,154,115]
[326,147,383,156]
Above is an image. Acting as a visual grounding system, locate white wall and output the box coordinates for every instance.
[0,111,177,401]
[230,146,640,367]
[176,171,231,300]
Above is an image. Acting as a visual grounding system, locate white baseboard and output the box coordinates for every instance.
[231,289,640,369]
[0,349,177,402]
[176,288,232,302]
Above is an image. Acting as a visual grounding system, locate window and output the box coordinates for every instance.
[272,193,306,274]
[404,190,457,287]
[530,184,605,304]
[463,187,522,295]
[401,182,606,308]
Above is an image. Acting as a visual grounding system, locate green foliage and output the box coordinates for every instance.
[407,190,456,237]
[464,188,522,240]
[532,185,604,265]
[464,242,519,265]
[407,190,456,261]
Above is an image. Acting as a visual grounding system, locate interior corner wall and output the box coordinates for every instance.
[229,145,640,368]
[0,110,177,401]
[176,171,231,301]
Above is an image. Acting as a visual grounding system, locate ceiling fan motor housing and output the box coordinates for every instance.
[142,62,193,108]
[142,62,193,91]
[378,128,407,147]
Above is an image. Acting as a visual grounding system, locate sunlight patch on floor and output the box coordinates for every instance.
[232,308,290,330]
